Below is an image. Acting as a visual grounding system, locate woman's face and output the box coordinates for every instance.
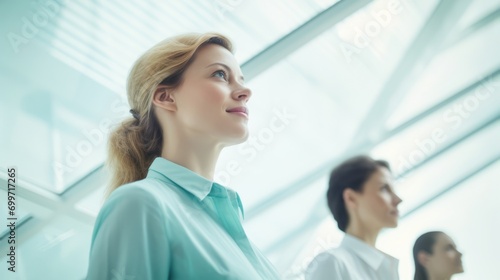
[425,234,464,277]
[172,44,251,145]
[352,167,402,230]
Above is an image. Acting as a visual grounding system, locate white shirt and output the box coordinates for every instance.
[305,234,399,280]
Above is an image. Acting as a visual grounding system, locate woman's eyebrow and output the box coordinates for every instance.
[206,62,245,82]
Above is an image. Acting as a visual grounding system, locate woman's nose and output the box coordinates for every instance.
[232,86,252,102]
[393,193,402,205]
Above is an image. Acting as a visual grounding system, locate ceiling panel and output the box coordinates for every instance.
[387,18,500,129]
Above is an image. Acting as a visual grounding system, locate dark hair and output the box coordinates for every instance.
[413,231,444,280]
[326,155,390,232]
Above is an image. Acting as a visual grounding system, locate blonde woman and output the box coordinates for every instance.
[86,33,280,280]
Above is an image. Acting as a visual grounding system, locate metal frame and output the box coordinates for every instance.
[0,165,103,252]
[241,0,373,80]
[350,0,474,148]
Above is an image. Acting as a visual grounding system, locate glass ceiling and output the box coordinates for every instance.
[1,0,499,279]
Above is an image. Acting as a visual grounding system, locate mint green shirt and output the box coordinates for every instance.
[86,157,280,280]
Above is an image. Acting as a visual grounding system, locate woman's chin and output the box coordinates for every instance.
[385,219,399,228]
[223,131,249,146]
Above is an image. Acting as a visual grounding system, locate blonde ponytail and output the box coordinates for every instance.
[106,33,233,197]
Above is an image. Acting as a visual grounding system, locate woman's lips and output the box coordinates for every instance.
[226,106,248,118]
[229,112,248,117]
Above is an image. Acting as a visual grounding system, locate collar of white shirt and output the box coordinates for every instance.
[340,233,399,271]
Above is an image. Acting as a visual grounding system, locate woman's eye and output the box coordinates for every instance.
[213,70,227,80]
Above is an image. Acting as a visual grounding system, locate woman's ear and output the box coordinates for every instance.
[153,85,176,112]
[417,251,429,267]
[343,188,357,210]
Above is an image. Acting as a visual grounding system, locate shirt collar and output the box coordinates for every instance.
[147,157,213,201]
[340,233,398,271]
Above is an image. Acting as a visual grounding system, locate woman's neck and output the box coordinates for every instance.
[161,136,222,181]
[345,223,380,247]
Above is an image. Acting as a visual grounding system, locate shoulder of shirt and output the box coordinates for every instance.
[92,180,173,240]
[310,247,353,267]
[305,247,351,279]
[103,177,183,212]
[100,180,157,211]
[110,177,161,198]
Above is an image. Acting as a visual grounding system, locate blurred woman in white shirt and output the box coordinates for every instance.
[306,155,402,280]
